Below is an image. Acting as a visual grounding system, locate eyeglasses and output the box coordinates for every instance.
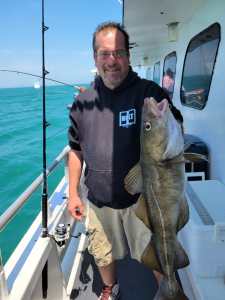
[96,49,128,59]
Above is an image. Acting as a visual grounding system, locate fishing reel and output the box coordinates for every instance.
[53,223,89,247]
[54,223,70,247]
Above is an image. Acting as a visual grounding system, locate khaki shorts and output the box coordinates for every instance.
[85,199,151,267]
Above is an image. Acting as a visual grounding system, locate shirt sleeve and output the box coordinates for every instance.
[68,102,81,151]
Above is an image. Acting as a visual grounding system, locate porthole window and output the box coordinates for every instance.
[181,23,220,109]
[153,62,160,85]
[162,52,177,100]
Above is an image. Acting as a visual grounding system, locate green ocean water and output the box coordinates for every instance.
[0,84,87,264]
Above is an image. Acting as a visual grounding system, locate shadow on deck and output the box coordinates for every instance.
[71,249,158,299]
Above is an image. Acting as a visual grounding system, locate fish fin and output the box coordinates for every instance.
[135,196,162,272]
[141,240,162,273]
[135,195,151,228]
[142,235,189,274]
[177,196,189,231]
[124,162,143,195]
[174,239,190,269]
[153,204,189,274]
[154,277,189,300]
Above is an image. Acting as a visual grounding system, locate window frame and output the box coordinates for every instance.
[180,23,221,110]
[162,51,177,99]
[153,61,160,85]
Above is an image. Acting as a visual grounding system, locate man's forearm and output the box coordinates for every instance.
[68,149,83,198]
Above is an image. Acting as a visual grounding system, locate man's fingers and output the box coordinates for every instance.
[74,204,85,220]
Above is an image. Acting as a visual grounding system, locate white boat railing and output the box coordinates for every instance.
[0,145,71,231]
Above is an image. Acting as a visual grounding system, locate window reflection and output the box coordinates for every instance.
[153,62,160,85]
[162,52,177,100]
[146,67,152,80]
[181,23,220,109]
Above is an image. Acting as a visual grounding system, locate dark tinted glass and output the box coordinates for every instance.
[181,23,220,109]
[162,52,177,100]
[153,62,160,85]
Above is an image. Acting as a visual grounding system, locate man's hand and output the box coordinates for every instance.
[68,195,85,221]
[74,85,86,93]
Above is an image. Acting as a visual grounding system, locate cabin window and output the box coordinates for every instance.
[146,67,152,80]
[153,62,160,85]
[180,23,220,109]
[162,51,177,100]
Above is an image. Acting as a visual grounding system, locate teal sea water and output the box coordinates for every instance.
[0,84,88,264]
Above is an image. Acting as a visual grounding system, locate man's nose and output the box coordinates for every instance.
[106,60,116,69]
[107,54,118,65]
[108,53,117,60]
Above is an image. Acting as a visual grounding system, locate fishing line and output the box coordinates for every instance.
[0,69,75,88]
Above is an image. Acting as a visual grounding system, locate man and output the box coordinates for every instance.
[162,68,175,100]
[68,22,183,300]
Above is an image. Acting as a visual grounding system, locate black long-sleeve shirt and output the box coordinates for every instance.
[68,69,182,208]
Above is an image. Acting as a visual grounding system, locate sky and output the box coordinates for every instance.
[0,0,122,88]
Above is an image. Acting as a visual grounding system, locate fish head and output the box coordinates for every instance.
[141,97,183,162]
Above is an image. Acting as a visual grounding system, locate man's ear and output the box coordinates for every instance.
[93,50,97,61]
[94,55,98,67]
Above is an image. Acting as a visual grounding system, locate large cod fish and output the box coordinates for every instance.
[125,98,189,300]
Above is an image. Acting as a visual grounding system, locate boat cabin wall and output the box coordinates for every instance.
[135,0,225,183]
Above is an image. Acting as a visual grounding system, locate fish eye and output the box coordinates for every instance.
[144,121,151,131]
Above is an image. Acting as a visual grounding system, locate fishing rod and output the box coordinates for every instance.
[0,69,74,88]
[41,0,48,298]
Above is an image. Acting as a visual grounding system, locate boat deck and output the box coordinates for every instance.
[71,249,158,300]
